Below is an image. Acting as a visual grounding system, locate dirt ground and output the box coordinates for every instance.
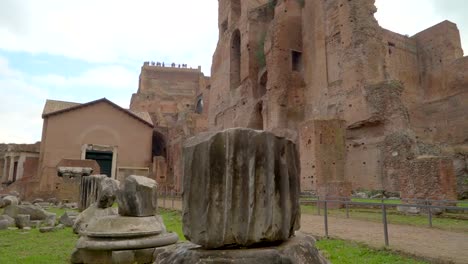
[301,214,468,264]
[158,199,468,263]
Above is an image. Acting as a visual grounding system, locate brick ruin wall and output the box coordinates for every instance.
[205,0,466,199]
[129,64,211,192]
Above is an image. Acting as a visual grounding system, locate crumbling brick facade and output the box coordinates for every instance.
[206,0,466,199]
[129,63,210,192]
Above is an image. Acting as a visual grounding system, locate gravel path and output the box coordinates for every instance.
[301,214,468,264]
[158,199,468,263]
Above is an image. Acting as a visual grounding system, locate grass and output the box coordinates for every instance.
[316,239,428,264]
[0,208,184,264]
[0,227,78,264]
[160,208,185,241]
[301,204,468,232]
[0,207,459,263]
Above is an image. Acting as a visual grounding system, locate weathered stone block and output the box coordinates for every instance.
[73,204,118,235]
[153,233,328,264]
[117,175,157,217]
[15,214,31,229]
[0,215,15,227]
[31,220,42,228]
[183,128,301,249]
[134,248,155,263]
[111,250,135,264]
[3,204,49,220]
[97,178,120,209]
[60,211,79,227]
[45,213,56,227]
[1,195,19,207]
[76,232,179,251]
[0,220,10,230]
[79,174,107,211]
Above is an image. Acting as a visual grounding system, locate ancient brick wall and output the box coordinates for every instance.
[22,157,39,179]
[130,65,205,127]
[400,157,457,201]
[205,0,465,198]
[128,63,211,191]
[299,119,350,197]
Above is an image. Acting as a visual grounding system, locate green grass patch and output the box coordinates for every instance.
[0,208,184,263]
[160,208,185,241]
[301,205,468,232]
[0,227,78,264]
[316,239,427,264]
[45,206,71,217]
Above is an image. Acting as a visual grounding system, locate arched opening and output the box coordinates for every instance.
[152,131,167,158]
[256,68,268,98]
[248,101,264,130]
[230,30,241,89]
[195,95,204,114]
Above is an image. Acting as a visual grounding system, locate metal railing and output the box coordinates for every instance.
[156,190,468,247]
[158,188,182,210]
[303,196,468,247]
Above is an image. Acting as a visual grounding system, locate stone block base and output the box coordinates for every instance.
[153,233,328,264]
[71,248,155,264]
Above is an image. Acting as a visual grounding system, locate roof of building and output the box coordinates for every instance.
[42,98,154,127]
[7,143,41,153]
[42,100,81,116]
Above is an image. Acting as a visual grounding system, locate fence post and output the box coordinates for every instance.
[427,200,433,228]
[163,186,166,208]
[345,200,349,219]
[324,200,329,238]
[317,199,321,216]
[382,203,389,247]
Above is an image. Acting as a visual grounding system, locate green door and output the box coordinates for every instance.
[85,150,113,177]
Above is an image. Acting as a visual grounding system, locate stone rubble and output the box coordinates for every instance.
[71,175,178,264]
[117,175,157,217]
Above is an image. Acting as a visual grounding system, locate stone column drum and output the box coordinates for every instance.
[79,175,107,211]
[182,128,301,249]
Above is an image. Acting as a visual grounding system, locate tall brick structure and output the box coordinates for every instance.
[206,0,466,199]
[129,63,210,191]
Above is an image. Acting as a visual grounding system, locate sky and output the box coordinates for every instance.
[0,0,467,144]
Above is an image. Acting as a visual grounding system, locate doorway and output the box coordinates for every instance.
[85,150,113,177]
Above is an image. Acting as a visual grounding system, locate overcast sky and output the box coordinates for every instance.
[0,0,467,143]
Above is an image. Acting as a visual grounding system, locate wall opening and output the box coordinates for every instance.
[291,50,303,72]
[195,95,204,114]
[230,30,241,89]
[250,101,264,130]
[12,161,18,182]
[86,150,113,177]
[256,69,268,98]
[152,131,167,158]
